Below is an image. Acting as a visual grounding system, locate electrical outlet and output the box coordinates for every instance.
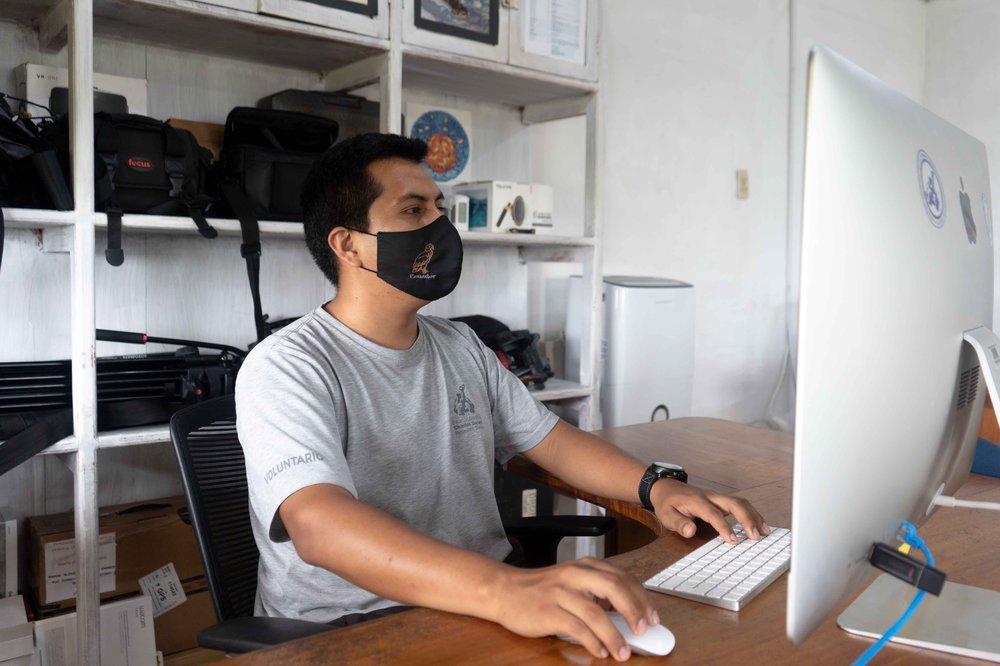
[736,169,749,199]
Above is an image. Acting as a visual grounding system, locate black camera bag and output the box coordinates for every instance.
[43,112,218,266]
[0,97,73,274]
[218,108,338,341]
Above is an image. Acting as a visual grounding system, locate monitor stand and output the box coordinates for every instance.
[838,574,1000,661]
[838,326,1000,661]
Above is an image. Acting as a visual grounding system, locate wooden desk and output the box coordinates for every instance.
[226,418,1000,665]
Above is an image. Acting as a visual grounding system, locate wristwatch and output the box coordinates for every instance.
[638,462,688,511]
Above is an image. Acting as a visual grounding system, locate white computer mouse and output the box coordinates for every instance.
[559,610,676,658]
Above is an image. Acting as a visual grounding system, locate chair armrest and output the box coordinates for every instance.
[504,515,616,538]
[197,616,334,653]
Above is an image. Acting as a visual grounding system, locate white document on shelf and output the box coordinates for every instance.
[523,0,587,65]
[43,533,117,604]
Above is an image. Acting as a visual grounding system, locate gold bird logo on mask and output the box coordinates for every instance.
[412,243,435,275]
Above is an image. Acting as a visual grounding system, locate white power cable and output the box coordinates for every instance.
[932,495,1000,511]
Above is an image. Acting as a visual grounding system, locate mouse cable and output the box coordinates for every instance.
[851,522,936,666]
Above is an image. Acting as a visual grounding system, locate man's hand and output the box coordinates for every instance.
[650,479,769,544]
[489,557,658,662]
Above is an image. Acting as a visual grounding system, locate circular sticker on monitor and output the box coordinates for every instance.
[984,193,994,246]
[916,150,945,227]
[410,110,470,182]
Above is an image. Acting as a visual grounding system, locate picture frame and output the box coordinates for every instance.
[413,0,500,45]
[299,0,377,17]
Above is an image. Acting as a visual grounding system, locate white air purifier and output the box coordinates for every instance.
[567,276,696,428]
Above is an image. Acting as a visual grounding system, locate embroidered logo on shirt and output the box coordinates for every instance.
[264,451,325,484]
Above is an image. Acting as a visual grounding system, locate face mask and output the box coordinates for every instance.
[357,214,464,301]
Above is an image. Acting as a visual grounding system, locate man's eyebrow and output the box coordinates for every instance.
[396,192,446,204]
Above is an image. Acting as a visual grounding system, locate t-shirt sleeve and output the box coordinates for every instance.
[454,325,559,463]
[235,345,355,543]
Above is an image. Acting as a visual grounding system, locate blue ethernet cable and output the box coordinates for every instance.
[851,521,935,666]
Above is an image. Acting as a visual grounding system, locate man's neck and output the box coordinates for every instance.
[324,289,421,350]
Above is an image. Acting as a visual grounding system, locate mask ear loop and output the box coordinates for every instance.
[347,227,379,275]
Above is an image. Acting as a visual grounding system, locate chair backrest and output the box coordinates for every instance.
[169,394,258,621]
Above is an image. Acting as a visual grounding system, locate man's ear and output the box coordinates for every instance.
[328,227,362,268]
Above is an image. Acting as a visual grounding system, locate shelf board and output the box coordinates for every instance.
[37,382,590,453]
[528,378,593,402]
[2,208,595,248]
[42,424,174,455]
[89,0,388,72]
[402,45,597,108]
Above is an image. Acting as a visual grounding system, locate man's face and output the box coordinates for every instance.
[366,158,446,234]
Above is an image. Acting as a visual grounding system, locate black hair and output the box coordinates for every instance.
[301,133,429,286]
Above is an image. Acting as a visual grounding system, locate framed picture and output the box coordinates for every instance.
[300,0,377,17]
[414,0,500,45]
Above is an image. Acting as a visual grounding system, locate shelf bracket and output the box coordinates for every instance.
[518,245,587,264]
[39,0,71,52]
[522,94,594,125]
[323,54,390,93]
[39,227,74,254]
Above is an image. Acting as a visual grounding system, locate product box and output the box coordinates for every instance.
[34,595,156,666]
[452,181,554,234]
[0,595,33,663]
[14,64,148,117]
[0,509,17,599]
[26,497,204,613]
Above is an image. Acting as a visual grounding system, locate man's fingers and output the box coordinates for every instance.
[556,558,657,641]
[557,592,632,662]
[711,494,769,540]
[557,613,612,660]
[657,505,698,539]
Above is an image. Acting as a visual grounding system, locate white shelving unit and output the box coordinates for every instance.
[1,1,603,662]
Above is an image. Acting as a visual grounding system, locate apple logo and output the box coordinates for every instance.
[960,177,977,244]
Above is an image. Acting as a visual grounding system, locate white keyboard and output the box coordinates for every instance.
[643,525,791,611]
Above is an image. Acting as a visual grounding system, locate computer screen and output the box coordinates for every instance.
[787,46,998,654]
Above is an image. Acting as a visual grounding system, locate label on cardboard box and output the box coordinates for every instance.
[138,563,186,618]
[44,533,116,603]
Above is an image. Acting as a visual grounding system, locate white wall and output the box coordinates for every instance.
[924,0,1000,330]
[600,0,790,422]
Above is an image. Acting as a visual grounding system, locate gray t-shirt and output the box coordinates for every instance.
[235,307,558,623]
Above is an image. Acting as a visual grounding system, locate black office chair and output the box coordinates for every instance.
[169,395,333,653]
[170,394,614,652]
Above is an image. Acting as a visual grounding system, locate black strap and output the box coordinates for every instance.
[219,180,268,342]
[0,398,175,477]
[187,203,219,239]
[0,409,73,477]
[105,204,124,266]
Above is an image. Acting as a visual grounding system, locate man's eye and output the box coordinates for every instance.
[437,205,448,214]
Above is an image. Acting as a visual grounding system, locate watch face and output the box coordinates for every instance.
[654,462,684,471]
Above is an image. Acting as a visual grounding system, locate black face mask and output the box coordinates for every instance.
[357,215,464,301]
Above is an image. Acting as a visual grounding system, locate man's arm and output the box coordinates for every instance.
[280,483,657,662]
[522,420,770,543]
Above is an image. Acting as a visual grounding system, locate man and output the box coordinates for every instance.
[236,133,769,662]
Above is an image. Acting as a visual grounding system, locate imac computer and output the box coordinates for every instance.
[788,47,1000,659]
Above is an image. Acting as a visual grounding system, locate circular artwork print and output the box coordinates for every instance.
[410,110,470,182]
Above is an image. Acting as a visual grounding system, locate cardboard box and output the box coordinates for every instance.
[167,120,225,161]
[150,581,215,655]
[27,497,204,613]
[14,64,148,117]
[34,596,156,666]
